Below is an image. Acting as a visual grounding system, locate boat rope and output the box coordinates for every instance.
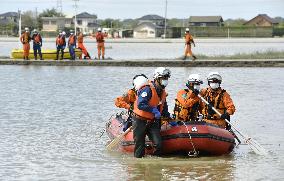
[181,121,199,157]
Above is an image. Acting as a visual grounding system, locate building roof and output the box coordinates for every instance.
[41,17,72,20]
[0,12,18,17]
[0,19,17,25]
[244,14,279,25]
[138,14,164,20]
[75,12,96,18]
[134,22,164,30]
[189,16,223,23]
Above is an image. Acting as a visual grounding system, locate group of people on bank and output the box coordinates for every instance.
[115,68,235,158]
[20,27,107,60]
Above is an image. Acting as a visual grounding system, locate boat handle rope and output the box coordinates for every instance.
[181,121,199,157]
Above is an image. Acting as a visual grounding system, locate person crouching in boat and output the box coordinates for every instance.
[114,74,148,131]
[173,74,203,122]
[68,30,76,60]
[77,32,91,60]
[200,72,236,129]
[20,27,31,60]
[31,29,43,60]
[132,67,172,158]
[55,31,66,60]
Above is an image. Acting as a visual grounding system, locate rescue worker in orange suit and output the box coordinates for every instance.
[173,74,203,122]
[31,29,43,60]
[183,28,197,60]
[95,27,105,60]
[132,67,172,158]
[20,27,31,60]
[55,31,66,60]
[68,30,76,60]
[200,72,236,129]
[115,74,148,131]
[77,32,91,59]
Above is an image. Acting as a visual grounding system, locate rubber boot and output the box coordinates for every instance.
[102,55,105,60]
[182,56,187,60]
[192,55,197,60]
[34,55,37,60]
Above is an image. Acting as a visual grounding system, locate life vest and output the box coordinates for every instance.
[78,34,83,43]
[133,82,167,120]
[68,35,75,45]
[202,88,227,120]
[34,34,41,43]
[173,89,199,121]
[115,88,137,110]
[22,32,30,44]
[56,35,65,45]
[96,33,104,43]
[185,33,193,44]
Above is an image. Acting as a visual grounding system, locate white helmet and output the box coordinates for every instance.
[185,28,189,32]
[133,74,149,90]
[98,27,102,32]
[207,72,222,83]
[24,27,29,31]
[188,74,203,84]
[33,29,37,33]
[153,67,171,79]
[62,31,66,36]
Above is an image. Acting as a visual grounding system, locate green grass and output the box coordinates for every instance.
[196,50,284,60]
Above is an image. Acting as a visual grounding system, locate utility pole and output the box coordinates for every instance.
[57,0,63,15]
[18,9,22,48]
[73,0,79,35]
[164,0,168,39]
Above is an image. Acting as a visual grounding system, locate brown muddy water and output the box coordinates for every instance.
[0,66,283,180]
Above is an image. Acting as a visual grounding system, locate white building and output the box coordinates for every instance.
[133,22,164,38]
[42,17,72,32]
[75,12,99,34]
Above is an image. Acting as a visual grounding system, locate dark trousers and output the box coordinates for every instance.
[132,116,162,158]
[69,45,76,60]
[33,44,42,60]
[56,46,65,60]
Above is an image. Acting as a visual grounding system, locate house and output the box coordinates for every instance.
[138,14,165,26]
[244,14,279,27]
[189,16,224,27]
[74,12,99,34]
[42,17,72,32]
[133,22,164,38]
[0,12,18,35]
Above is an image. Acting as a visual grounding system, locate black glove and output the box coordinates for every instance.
[207,104,214,115]
[220,112,230,121]
[192,89,199,96]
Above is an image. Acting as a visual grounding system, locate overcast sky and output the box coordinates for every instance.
[1,0,284,20]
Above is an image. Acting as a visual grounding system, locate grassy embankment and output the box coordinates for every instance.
[195,50,284,60]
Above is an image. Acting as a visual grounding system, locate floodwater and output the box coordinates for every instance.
[0,66,283,180]
[1,38,284,59]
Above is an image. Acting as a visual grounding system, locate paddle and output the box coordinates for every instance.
[106,126,132,151]
[198,94,268,155]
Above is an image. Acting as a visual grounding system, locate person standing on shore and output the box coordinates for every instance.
[20,27,31,60]
[55,31,66,60]
[77,32,91,60]
[31,29,43,60]
[183,28,197,61]
[68,30,76,60]
[95,28,105,60]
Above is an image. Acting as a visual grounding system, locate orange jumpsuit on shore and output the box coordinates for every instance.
[200,87,236,128]
[184,32,196,60]
[20,32,31,60]
[173,89,200,121]
[95,32,105,59]
[77,33,91,59]
[115,89,136,110]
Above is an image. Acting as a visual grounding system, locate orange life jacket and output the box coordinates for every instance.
[68,35,75,45]
[173,89,200,121]
[185,33,193,44]
[115,88,136,110]
[78,34,83,43]
[21,32,31,44]
[96,33,104,43]
[34,34,41,43]
[133,82,167,120]
[56,36,64,45]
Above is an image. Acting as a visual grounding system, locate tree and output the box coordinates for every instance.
[21,10,37,31]
[224,18,247,27]
[38,8,65,30]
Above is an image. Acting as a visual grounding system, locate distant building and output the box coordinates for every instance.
[42,17,72,32]
[0,12,18,35]
[138,14,165,26]
[244,14,279,27]
[189,16,224,27]
[133,22,164,38]
[74,12,99,34]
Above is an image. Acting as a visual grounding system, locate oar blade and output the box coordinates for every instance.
[246,138,268,155]
[106,126,132,151]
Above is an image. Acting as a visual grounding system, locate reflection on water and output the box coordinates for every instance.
[0,66,283,180]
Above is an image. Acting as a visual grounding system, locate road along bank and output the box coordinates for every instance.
[0,59,284,67]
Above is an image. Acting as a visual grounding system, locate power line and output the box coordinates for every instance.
[57,0,62,14]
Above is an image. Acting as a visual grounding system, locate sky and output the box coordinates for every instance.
[1,0,284,20]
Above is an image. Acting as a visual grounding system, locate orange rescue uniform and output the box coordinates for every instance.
[200,87,236,128]
[95,32,105,59]
[184,32,194,57]
[78,33,90,59]
[20,32,31,58]
[174,89,200,121]
[115,89,136,110]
